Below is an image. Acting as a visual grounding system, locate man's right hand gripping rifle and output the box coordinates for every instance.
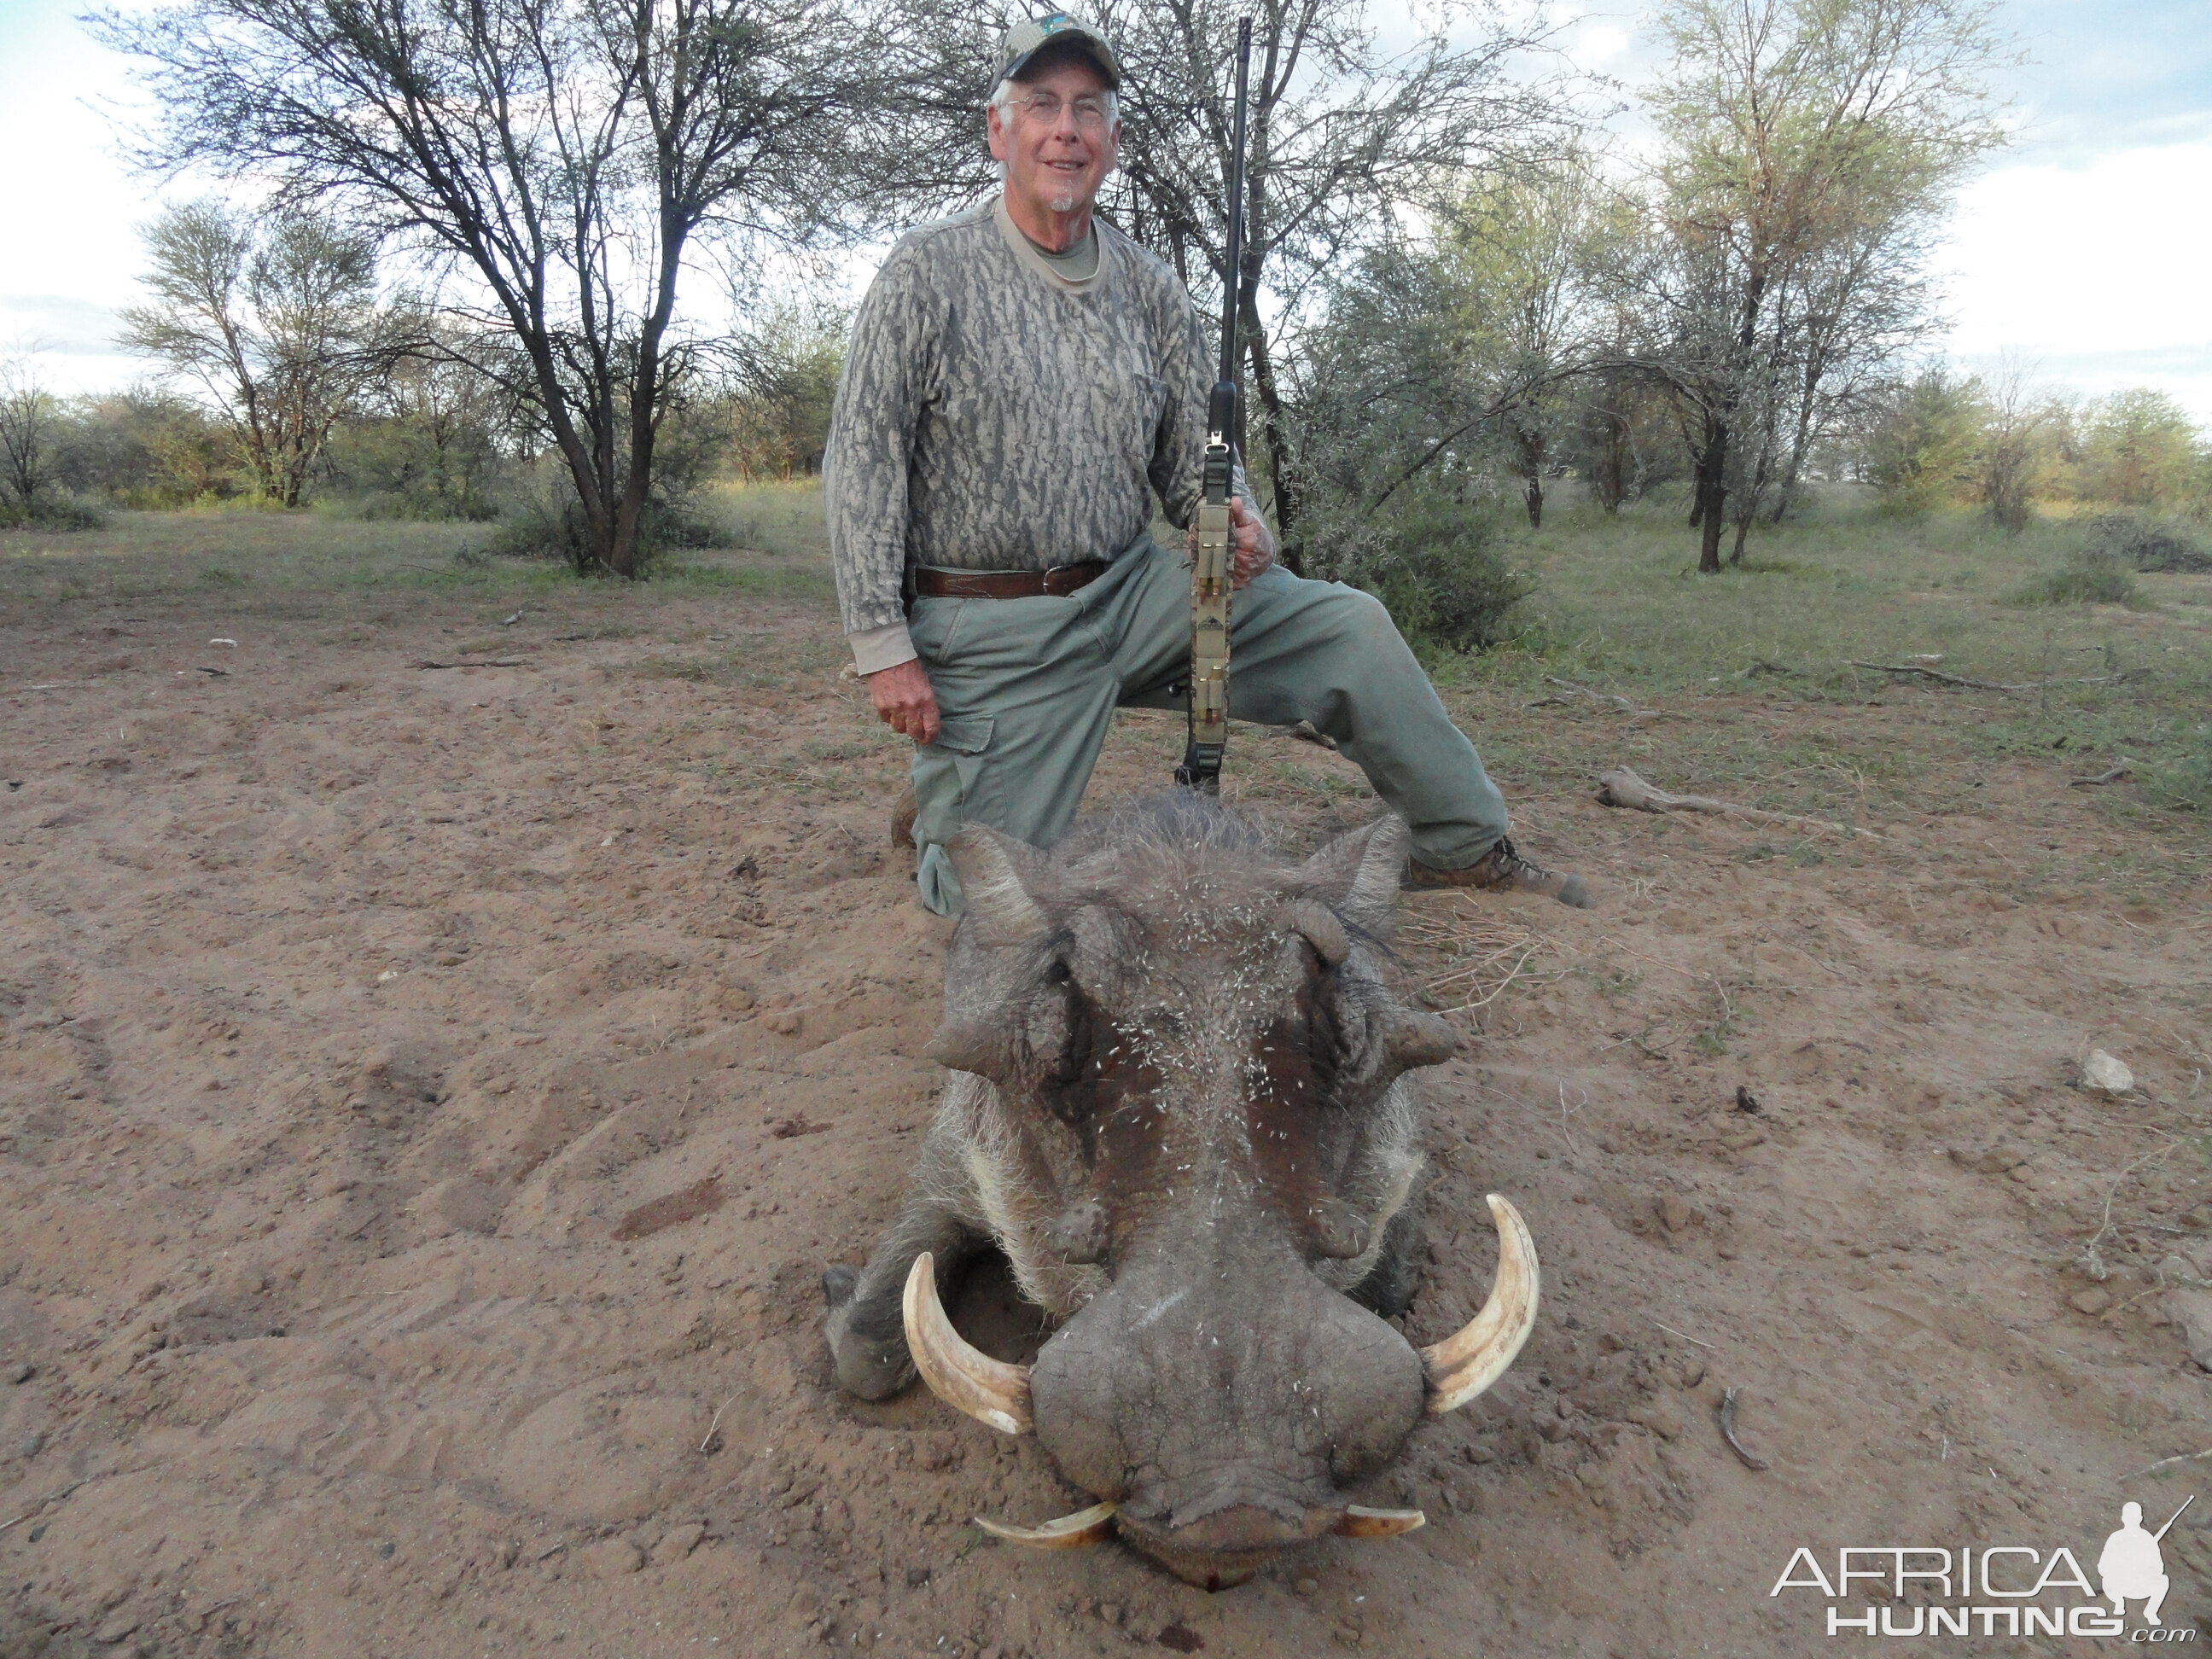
[868,496,1276,751]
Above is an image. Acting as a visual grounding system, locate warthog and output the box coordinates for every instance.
[823,800,1539,1588]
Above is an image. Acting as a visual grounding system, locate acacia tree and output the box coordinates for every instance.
[888,0,1565,550]
[1429,155,1631,527]
[101,0,888,575]
[1627,0,2010,570]
[1975,360,2052,532]
[119,202,395,507]
[1861,363,1982,514]
[0,355,63,512]
[2079,388,2203,510]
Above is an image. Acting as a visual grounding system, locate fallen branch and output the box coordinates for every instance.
[1596,765,1887,841]
[1849,661,2147,692]
[2134,1447,2212,1478]
[2070,762,2133,788]
[415,658,532,670]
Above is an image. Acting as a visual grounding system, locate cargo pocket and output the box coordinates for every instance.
[911,713,998,917]
[909,713,997,851]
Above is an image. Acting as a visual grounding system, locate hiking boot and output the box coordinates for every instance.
[1406,837,1592,908]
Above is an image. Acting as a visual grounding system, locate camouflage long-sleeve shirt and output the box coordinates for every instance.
[824,198,1243,672]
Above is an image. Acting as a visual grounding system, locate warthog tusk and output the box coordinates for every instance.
[903,1251,1033,1435]
[1420,1193,1540,1415]
[1333,1505,1427,1538]
[975,1502,1117,1548]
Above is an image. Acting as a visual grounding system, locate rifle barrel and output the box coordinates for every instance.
[1218,18,1252,391]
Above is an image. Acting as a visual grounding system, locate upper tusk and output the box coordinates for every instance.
[1419,1192,1540,1415]
[1333,1505,1426,1539]
[902,1251,1034,1435]
[975,1502,1117,1549]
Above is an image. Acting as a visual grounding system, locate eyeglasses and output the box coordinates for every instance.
[1004,91,1115,131]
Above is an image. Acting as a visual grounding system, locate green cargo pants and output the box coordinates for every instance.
[906,533,1511,916]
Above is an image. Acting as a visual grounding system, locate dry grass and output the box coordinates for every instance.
[1398,897,1564,1012]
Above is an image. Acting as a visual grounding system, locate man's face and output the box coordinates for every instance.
[987,54,1120,221]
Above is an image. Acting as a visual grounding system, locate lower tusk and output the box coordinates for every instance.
[975,1502,1117,1549]
[902,1251,1033,1435]
[1420,1192,1540,1415]
[1334,1505,1426,1539]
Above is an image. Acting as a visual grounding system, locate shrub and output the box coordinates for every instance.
[643,493,735,551]
[483,484,730,571]
[0,491,111,532]
[1294,484,1534,653]
[484,493,591,564]
[2085,512,2212,573]
[344,484,500,523]
[2007,544,2145,608]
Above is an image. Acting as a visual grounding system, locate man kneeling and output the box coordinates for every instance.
[823,11,1589,917]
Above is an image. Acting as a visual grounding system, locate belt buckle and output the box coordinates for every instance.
[1043,562,1083,597]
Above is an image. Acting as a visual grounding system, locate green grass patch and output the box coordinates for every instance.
[2006,556,2147,608]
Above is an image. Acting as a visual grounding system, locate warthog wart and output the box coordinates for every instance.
[823,798,1540,1587]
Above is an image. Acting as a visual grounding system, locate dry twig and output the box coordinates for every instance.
[701,1394,737,1453]
[1849,661,2146,692]
[2069,762,2133,788]
[0,1480,86,1534]
[1596,765,1887,841]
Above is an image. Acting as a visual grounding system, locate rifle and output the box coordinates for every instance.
[2154,1495,2195,1542]
[1174,15,1253,795]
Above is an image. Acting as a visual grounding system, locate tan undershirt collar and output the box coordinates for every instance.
[993,196,1105,291]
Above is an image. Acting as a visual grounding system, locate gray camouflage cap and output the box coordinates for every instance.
[992,12,1122,90]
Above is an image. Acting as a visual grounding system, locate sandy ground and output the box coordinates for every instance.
[3,572,2210,1659]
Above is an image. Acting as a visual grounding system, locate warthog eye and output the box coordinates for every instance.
[1039,979,1122,1152]
[1291,940,1353,1103]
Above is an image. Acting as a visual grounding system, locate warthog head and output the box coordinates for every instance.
[902,803,1538,1588]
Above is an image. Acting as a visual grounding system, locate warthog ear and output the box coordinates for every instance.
[1297,816,1410,934]
[947,824,1051,943]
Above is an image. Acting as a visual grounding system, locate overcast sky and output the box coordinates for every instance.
[4,0,2209,418]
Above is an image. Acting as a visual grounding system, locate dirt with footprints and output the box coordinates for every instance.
[3,569,2210,1659]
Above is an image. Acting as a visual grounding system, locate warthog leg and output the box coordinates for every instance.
[824,1155,981,1401]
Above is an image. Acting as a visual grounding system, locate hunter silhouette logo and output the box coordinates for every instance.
[1769,1495,2199,1639]
[2099,1498,2190,1627]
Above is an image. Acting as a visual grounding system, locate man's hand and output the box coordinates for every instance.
[867,658,940,747]
[1230,496,1276,589]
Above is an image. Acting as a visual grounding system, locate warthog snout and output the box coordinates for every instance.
[1027,1243,1428,1587]
[833,802,1542,1586]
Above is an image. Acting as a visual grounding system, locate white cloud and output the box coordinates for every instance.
[1940,140,2212,418]
[0,0,170,391]
[1944,143,2212,356]
[1567,20,1633,66]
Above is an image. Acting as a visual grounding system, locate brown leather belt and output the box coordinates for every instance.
[912,560,1109,599]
